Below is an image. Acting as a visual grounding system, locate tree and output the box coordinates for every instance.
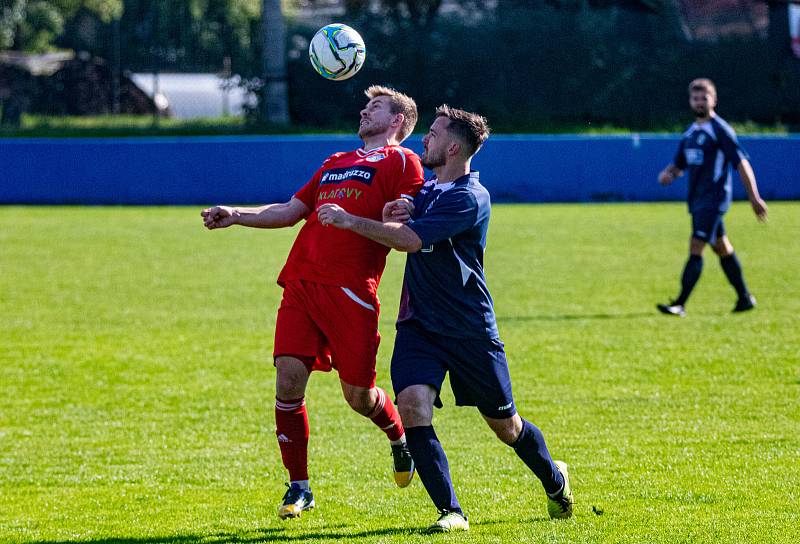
[0,0,122,52]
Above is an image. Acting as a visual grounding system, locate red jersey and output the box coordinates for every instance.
[277,145,424,295]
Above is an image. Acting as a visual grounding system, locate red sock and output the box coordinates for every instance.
[367,388,405,442]
[275,397,309,481]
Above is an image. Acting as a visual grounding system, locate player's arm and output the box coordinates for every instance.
[717,127,768,222]
[658,163,683,185]
[201,198,310,230]
[661,139,687,185]
[736,159,768,221]
[316,203,422,252]
[383,198,415,223]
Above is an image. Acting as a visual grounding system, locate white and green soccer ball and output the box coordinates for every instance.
[309,23,366,81]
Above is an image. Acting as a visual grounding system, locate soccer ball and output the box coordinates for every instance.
[309,24,366,81]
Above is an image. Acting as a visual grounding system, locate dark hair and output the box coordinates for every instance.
[365,85,418,141]
[434,104,491,157]
[688,78,717,99]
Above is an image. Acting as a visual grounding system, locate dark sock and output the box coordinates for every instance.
[675,254,703,306]
[512,418,564,495]
[405,426,462,515]
[719,253,750,300]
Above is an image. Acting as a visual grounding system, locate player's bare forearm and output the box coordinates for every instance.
[238,202,304,228]
[736,160,760,200]
[736,160,768,221]
[348,216,422,252]
[317,203,421,252]
[205,199,308,229]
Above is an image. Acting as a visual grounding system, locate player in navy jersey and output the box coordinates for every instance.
[657,78,768,317]
[317,106,573,533]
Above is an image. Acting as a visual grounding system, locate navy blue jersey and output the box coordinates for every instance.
[397,171,499,339]
[673,115,749,213]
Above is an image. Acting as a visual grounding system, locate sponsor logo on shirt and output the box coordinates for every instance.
[365,153,386,162]
[685,148,704,165]
[320,166,377,186]
[318,187,363,201]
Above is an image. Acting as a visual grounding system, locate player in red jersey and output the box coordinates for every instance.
[201,86,424,519]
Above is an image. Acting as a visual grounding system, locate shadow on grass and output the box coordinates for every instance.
[22,515,569,544]
[473,516,554,527]
[498,312,654,322]
[24,525,421,544]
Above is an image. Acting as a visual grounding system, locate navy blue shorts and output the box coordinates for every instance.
[691,209,726,244]
[390,322,516,419]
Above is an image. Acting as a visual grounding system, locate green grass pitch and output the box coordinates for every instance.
[1,202,798,544]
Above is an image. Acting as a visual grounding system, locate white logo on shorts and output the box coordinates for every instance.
[498,402,513,411]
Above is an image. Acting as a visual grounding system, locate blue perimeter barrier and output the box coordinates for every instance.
[1,134,798,204]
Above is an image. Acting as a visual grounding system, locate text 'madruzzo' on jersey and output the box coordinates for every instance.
[320,166,377,186]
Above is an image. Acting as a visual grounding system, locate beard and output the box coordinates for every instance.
[422,148,446,169]
[692,105,710,117]
[358,118,390,140]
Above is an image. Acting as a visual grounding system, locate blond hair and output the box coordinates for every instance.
[365,85,418,142]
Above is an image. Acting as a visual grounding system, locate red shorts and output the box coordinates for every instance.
[273,279,381,388]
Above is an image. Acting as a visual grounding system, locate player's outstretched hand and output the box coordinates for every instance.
[383,199,414,223]
[317,203,354,229]
[658,170,674,186]
[751,197,768,222]
[201,206,238,229]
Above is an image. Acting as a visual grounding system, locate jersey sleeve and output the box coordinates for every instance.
[293,167,323,210]
[717,126,749,168]
[673,138,687,170]
[407,192,478,247]
[392,149,424,200]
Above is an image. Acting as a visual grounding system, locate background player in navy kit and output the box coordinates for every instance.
[317,106,574,533]
[657,78,768,317]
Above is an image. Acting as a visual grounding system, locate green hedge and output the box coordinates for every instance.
[282,6,800,131]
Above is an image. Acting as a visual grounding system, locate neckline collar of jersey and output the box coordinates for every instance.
[357,145,389,156]
[690,113,717,131]
[429,171,478,189]
[688,119,718,141]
